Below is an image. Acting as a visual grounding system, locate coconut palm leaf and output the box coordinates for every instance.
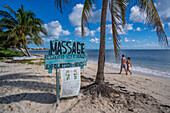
[55,0,71,13]
[137,0,169,46]
[81,0,96,36]
[0,18,17,26]
[0,10,18,24]
[109,0,127,61]
[3,5,17,17]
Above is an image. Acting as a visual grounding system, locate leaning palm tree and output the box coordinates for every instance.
[56,0,168,96]
[0,5,47,56]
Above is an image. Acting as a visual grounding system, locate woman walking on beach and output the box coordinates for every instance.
[126,57,132,75]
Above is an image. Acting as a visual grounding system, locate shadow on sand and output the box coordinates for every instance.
[0,93,56,104]
[0,73,53,81]
[104,72,120,75]
[0,73,56,104]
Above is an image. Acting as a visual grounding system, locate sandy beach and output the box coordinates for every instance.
[0,60,170,113]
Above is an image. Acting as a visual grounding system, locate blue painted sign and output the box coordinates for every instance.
[45,40,87,101]
[45,40,87,71]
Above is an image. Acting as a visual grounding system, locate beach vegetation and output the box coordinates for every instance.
[0,47,24,59]
[0,5,47,57]
[55,0,169,98]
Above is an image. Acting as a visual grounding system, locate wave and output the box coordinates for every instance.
[88,60,170,79]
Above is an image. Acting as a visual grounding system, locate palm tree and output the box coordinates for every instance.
[56,0,168,96]
[0,5,47,56]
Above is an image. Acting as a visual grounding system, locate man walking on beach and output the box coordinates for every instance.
[119,55,127,74]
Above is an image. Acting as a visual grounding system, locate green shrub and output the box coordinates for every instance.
[0,48,24,57]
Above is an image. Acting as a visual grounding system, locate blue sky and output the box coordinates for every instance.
[1,0,170,49]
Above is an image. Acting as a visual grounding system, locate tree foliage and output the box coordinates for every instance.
[0,5,47,56]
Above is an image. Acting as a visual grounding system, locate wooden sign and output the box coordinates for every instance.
[44,40,87,101]
[45,40,87,71]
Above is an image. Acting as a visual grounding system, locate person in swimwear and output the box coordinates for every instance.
[119,55,127,74]
[126,57,132,75]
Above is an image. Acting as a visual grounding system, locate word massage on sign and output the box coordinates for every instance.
[49,41,85,55]
[45,41,87,70]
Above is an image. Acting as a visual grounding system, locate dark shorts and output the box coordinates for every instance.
[121,64,126,68]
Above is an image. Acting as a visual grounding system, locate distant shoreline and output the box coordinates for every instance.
[28,48,49,50]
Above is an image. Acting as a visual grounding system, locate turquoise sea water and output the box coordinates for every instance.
[29,49,170,79]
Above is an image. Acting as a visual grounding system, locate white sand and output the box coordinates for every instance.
[0,61,170,113]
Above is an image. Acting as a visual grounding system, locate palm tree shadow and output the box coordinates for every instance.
[0,73,57,104]
[0,73,56,92]
[0,73,52,81]
[0,93,56,104]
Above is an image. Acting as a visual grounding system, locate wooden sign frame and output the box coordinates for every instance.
[44,40,87,101]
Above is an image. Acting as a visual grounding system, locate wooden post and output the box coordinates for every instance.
[56,69,60,101]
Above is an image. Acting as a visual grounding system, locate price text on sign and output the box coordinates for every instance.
[60,67,81,97]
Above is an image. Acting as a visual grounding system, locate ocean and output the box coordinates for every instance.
[29,49,170,79]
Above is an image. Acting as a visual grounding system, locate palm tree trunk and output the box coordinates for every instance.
[95,0,108,84]
[22,40,31,57]
[18,47,28,56]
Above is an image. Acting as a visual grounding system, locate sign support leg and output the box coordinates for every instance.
[56,69,60,101]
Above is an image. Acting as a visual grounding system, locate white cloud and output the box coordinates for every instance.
[90,30,96,37]
[89,9,101,23]
[107,24,133,35]
[124,24,133,31]
[62,30,70,36]
[129,1,170,24]
[69,4,83,26]
[73,27,96,37]
[69,4,102,26]
[130,5,146,23]
[125,37,130,42]
[89,37,99,43]
[155,0,170,23]
[118,40,122,43]
[41,21,70,41]
[69,3,120,26]
[124,37,142,43]
[90,5,113,23]
[132,39,135,42]
[73,27,90,37]
[108,37,112,40]
[96,27,100,32]
[168,23,170,29]
[136,27,142,31]
[168,37,170,40]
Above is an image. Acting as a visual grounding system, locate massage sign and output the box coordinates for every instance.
[45,40,87,100]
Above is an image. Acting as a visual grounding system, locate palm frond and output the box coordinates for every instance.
[0,24,14,30]
[109,0,127,61]
[55,0,71,13]
[3,5,17,17]
[81,0,96,37]
[0,10,18,24]
[0,18,17,26]
[138,0,168,46]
